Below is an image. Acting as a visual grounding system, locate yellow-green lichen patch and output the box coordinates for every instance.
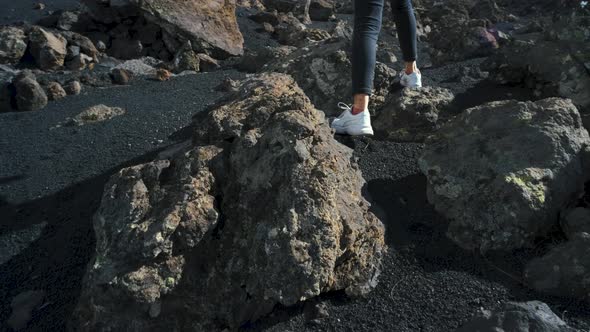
[504,169,547,205]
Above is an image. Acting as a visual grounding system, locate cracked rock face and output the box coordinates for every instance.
[71,73,385,331]
[419,98,590,251]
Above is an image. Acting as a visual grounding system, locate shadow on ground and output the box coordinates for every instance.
[0,148,168,331]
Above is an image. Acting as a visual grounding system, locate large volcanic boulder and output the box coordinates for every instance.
[525,233,590,302]
[419,98,590,251]
[456,301,576,332]
[71,73,385,331]
[81,0,244,58]
[0,27,28,64]
[265,38,397,116]
[373,87,455,142]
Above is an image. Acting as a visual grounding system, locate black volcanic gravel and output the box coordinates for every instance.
[1,3,589,332]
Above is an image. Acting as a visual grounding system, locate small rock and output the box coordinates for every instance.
[303,301,329,321]
[61,31,99,59]
[68,104,126,126]
[66,53,93,71]
[64,80,81,95]
[173,42,200,73]
[377,49,397,64]
[114,58,159,77]
[45,81,67,100]
[0,27,28,64]
[309,0,334,21]
[155,68,172,81]
[196,53,220,72]
[28,27,67,70]
[13,71,48,111]
[66,45,81,60]
[96,41,107,53]
[33,2,45,10]
[8,290,46,331]
[110,68,131,85]
[56,11,79,31]
[214,77,239,92]
[330,20,353,40]
[262,22,274,33]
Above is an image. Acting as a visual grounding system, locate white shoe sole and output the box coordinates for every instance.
[332,125,374,136]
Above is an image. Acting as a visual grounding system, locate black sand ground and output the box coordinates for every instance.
[1,3,590,332]
[0,0,79,26]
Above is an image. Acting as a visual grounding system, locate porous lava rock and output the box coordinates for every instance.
[419,98,590,251]
[71,73,385,331]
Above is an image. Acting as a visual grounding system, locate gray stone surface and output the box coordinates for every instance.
[419,98,590,251]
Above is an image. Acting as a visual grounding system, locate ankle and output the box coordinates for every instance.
[404,62,419,75]
[351,106,366,115]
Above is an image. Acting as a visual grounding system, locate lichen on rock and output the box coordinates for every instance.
[419,98,590,251]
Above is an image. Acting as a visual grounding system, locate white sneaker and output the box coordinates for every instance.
[400,70,422,88]
[330,102,374,136]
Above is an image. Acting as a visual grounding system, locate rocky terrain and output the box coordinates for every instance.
[1,0,590,331]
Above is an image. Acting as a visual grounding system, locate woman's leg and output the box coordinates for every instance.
[390,0,418,74]
[352,0,384,112]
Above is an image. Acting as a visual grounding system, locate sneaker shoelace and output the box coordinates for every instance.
[337,102,352,118]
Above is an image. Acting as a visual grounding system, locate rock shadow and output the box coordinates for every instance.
[0,147,167,331]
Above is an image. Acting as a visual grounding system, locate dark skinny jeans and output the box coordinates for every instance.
[352,0,418,96]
